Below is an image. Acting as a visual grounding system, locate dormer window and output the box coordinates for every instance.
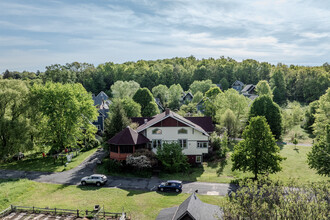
[152,128,162,134]
[178,128,188,134]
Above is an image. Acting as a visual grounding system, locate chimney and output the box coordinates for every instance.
[165,108,170,115]
[144,119,148,124]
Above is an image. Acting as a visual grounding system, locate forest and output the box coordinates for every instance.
[2,56,330,104]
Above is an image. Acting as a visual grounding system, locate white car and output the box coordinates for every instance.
[81,174,107,186]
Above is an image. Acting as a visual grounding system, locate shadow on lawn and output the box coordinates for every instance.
[0,157,66,172]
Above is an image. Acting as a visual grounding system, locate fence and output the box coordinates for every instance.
[3,205,130,219]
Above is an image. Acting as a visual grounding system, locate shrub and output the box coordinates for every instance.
[126,155,152,170]
[104,159,122,172]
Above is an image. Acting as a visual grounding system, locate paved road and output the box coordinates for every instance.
[0,148,236,196]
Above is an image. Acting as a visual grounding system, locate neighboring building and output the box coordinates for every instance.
[109,109,214,164]
[196,98,205,113]
[231,80,244,92]
[155,98,165,113]
[181,92,194,104]
[108,126,150,161]
[241,84,258,101]
[156,192,223,220]
[92,91,111,133]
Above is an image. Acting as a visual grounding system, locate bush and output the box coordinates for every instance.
[223,179,329,219]
[126,155,152,170]
[104,159,122,172]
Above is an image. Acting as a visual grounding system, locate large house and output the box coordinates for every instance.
[231,80,244,92]
[241,84,258,101]
[108,109,214,164]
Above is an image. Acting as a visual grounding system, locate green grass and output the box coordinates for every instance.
[0,148,98,172]
[282,125,313,144]
[0,179,224,220]
[159,145,329,184]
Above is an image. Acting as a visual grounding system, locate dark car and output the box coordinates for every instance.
[158,180,182,193]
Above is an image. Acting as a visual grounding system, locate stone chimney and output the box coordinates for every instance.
[165,108,170,115]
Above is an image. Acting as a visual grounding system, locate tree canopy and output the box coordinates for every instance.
[231,116,284,179]
[133,88,159,117]
[111,80,140,99]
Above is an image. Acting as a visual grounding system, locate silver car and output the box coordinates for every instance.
[81,174,107,186]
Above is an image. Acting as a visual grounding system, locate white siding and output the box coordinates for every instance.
[146,126,209,155]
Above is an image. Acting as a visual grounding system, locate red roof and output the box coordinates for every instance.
[108,126,150,145]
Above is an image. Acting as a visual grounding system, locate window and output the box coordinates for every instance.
[152,128,162,134]
[110,145,118,153]
[196,156,202,163]
[197,142,208,148]
[178,139,187,148]
[178,128,188,134]
[120,145,134,153]
[152,139,162,148]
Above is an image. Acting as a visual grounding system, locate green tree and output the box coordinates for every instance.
[189,80,216,95]
[307,125,330,176]
[256,80,273,98]
[0,80,33,158]
[116,98,141,117]
[157,142,190,173]
[133,88,159,117]
[204,87,222,119]
[270,68,287,105]
[168,84,183,110]
[111,80,140,98]
[219,78,229,91]
[205,86,222,98]
[232,116,284,179]
[304,100,319,134]
[313,88,330,138]
[178,103,198,116]
[219,109,237,138]
[192,91,203,103]
[31,82,98,151]
[152,84,169,107]
[104,101,131,140]
[249,95,282,139]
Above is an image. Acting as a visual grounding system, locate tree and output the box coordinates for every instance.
[220,109,237,138]
[152,84,169,107]
[168,84,183,110]
[205,86,222,98]
[133,88,159,117]
[31,82,98,151]
[104,101,131,140]
[256,80,273,98]
[157,142,190,173]
[119,98,141,117]
[192,91,203,103]
[0,80,33,158]
[303,100,319,134]
[219,78,229,91]
[232,116,284,180]
[270,68,287,105]
[307,125,330,177]
[189,80,216,95]
[204,87,222,119]
[313,88,330,138]
[249,95,283,139]
[178,103,198,116]
[111,80,140,98]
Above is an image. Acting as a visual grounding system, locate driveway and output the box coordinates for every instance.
[0,148,236,196]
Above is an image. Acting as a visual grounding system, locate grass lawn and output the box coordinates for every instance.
[159,145,329,184]
[0,148,99,172]
[282,125,314,144]
[0,179,224,220]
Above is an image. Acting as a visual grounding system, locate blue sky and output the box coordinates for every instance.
[0,0,330,72]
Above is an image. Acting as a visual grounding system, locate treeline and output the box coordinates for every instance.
[2,57,330,103]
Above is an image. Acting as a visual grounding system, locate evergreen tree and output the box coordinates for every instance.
[104,101,131,140]
[249,95,283,139]
[256,80,273,98]
[133,88,159,117]
[232,116,284,180]
[270,68,287,105]
[307,125,330,177]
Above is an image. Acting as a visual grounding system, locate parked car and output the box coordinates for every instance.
[80,174,107,186]
[158,180,182,193]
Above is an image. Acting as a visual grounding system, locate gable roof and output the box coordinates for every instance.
[182,92,194,100]
[156,193,223,220]
[135,110,209,136]
[232,80,244,87]
[241,84,255,93]
[185,117,214,133]
[155,98,165,111]
[93,91,109,106]
[108,126,150,145]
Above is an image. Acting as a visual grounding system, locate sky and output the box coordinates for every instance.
[0,0,330,72]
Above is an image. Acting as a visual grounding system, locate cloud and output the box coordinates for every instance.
[0,0,330,72]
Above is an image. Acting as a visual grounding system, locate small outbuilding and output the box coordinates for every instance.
[156,193,223,220]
